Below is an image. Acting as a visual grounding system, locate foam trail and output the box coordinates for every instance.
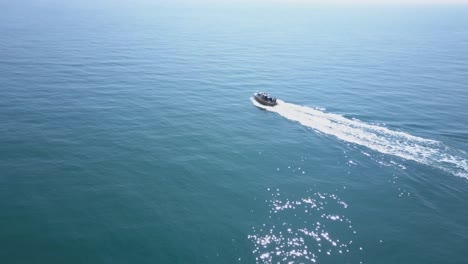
[251,98,468,179]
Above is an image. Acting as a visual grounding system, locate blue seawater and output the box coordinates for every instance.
[1,3,468,263]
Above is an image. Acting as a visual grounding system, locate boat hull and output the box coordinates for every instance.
[253,93,277,106]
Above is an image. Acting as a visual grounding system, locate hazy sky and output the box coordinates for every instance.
[191,0,468,3]
[8,0,468,4]
[3,0,468,10]
[116,0,467,4]
[106,0,468,4]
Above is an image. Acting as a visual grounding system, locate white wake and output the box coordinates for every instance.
[252,98,468,179]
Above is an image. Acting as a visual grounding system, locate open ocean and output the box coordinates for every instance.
[1,2,468,263]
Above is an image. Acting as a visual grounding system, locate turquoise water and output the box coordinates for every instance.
[1,3,468,263]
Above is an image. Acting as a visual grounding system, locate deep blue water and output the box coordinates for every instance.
[1,3,468,263]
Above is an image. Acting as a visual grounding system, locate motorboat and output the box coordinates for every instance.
[253,92,277,106]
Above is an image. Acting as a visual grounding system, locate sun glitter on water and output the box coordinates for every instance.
[248,189,363,263]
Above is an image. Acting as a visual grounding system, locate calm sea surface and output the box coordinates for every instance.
[1,3,468,263]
